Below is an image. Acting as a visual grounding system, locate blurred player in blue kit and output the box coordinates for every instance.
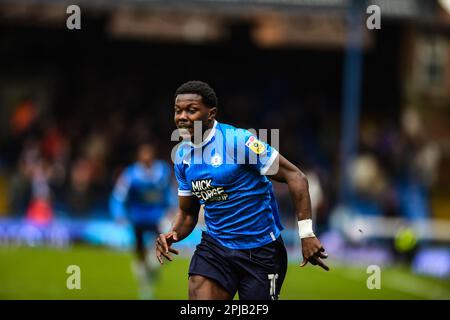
[110,142,173,299]
[156,81,329,300]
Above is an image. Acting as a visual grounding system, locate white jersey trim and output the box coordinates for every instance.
[178,189,193,196]
[190,120,218,148]
[260,149,279,175]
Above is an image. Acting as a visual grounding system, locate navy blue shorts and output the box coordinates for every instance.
[189,232,288,300]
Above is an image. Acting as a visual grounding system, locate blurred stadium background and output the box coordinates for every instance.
[0,0,450,299]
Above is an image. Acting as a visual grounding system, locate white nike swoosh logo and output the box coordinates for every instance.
[183,160,190,167]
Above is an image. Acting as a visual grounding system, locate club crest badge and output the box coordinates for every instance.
[211,153,223,167]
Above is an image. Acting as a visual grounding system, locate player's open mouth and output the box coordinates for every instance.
[177,125,193,135]
[177,124,193,130]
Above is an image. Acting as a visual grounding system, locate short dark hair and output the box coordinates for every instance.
[175,81,218,108]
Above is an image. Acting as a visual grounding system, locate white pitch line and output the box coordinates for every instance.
[338,268,450,299]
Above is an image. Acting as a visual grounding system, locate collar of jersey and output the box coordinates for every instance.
[189,120,218,148]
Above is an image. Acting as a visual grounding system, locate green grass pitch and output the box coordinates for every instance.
[0,245,449,300]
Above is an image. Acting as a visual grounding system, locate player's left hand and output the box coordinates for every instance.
[300,237,329,271]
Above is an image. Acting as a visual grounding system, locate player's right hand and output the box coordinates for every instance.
[156,231,179,264]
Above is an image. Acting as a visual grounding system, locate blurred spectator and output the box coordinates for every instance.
[25,157,54,225]
[10,99,37,136]
[393,108,441,220]
[15,138,55,225]
[66,157,95,217]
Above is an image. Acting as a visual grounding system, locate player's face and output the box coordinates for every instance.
[174,94,216,138]
[138,144,155,167]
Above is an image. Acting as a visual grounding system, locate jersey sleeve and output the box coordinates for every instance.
[109,168,131,220]
[235,129,279,175]
[160,162,176,209]
[174,162,192,196]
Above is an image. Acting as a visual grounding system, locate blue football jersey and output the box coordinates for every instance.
[174,120,283,249]
[110,160,173,225]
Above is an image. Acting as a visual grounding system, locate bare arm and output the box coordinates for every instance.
[170,196,201,242]
[156,195,200,264]
[269,154,312,222]
[269,154,329,271]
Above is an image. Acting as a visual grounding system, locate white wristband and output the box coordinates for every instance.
[298,219,315,239]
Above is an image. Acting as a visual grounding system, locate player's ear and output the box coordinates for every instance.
[208,107,217,122]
